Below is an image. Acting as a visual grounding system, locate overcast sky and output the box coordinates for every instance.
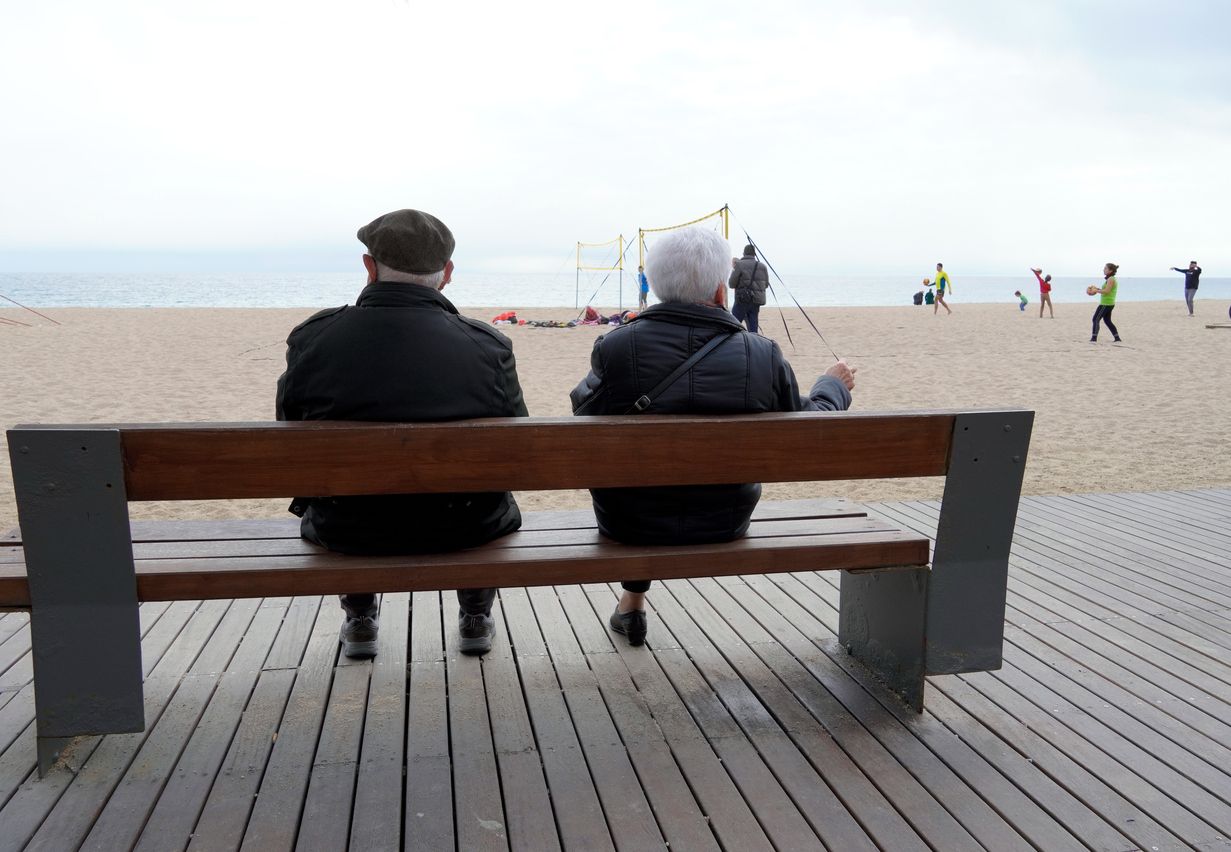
[2,0,1228,275]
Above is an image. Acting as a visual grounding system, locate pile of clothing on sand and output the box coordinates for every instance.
[490,307,640,328]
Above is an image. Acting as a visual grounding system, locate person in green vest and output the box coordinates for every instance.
[933,263,952,315]
[1088,262,1122,343]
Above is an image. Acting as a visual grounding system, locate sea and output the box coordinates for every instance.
[2,272,1228,311]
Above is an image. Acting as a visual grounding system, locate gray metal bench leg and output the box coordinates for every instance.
[9,429,145,776]
[839,565,929,712]
[926,410,1033,676]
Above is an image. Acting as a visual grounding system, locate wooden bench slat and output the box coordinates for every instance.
[0,514,915,607]
[3,514,892,565]
[81,413,962,500]
[0,498,867,548]
[126,529,928,602]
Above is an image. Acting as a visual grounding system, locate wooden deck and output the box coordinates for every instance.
[1,488,1230,851]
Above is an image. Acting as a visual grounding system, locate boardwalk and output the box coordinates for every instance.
[1,488,1230,850]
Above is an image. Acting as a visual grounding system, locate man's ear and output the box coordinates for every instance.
[362,254,378,284]
[439,259,454,291]
[713,283,727,308]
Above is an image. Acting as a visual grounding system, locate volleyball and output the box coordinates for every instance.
[1086,285,1098,296]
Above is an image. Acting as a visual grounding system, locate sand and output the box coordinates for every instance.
[2,299,1228,531]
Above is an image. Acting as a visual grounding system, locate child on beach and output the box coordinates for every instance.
[1014,290,1028,312]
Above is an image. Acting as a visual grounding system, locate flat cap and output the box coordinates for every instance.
[357,209,455,274]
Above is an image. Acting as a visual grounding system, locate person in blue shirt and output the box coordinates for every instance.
[1170,261,1202,316]
[637,265,649,310]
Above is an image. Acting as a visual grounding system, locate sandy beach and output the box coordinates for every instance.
[2,299,1228,532]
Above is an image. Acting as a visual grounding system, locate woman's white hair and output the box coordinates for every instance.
[645,227,731,304]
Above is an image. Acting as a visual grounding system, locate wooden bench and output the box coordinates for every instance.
[4,409,1032,776]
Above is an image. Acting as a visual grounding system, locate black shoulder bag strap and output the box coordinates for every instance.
[628,330,737,413]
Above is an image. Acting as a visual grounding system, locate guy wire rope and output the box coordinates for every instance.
[727,207,839,360]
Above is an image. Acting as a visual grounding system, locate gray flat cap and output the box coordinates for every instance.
[357,209,455,274]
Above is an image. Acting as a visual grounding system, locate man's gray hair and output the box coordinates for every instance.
[645,227,731,304]
[375,260,445,288]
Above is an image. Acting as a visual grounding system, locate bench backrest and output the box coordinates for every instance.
[9,410,1000,501]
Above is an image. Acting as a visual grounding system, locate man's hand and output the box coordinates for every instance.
[825,359,857,391]
[1031,267,1042,274]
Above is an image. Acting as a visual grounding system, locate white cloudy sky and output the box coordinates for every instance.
[1,0,1228,275]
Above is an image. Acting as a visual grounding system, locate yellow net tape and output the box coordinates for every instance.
[637,205,729,266]
[638,205,728,235]
[576,235,624,272]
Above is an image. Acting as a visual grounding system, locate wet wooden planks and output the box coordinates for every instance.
[0,488,1226,849]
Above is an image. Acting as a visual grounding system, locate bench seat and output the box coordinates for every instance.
[0,499,929,608]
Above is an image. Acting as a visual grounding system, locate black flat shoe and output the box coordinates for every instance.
[609,607,648,646]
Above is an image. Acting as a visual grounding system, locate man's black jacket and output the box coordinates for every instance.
[276,282,527,554]
[569,302,851,546]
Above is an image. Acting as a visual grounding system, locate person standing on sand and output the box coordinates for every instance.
[1088,262,1122,343]
[637,265,649,310]
[728,243,769,333]
[1031,267,1055,318]
[933,263,952,314]
[571,227,856,647]
[276,209,528,659]
[1170,261,1201,316]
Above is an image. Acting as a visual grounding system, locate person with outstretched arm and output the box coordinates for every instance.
[1031,267,1054,318]
[1171,261,1202,316]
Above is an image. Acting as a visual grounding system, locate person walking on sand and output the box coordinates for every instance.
[1088,262,1122,343]
[1031,267,1055,318]
[1170,261,1201,316]
[933,263,952,314]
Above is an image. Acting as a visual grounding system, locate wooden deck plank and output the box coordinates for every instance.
[550,586,720,852]
[185,598,322,852]
[526,585,668,850]
[80,598,265,851]
[20,600,230,851]
[184,670,297,852]
[405,591,454,852]
[671,576,1002,852]
[138,596,294,852]
[481,594,561,852]
[499,586,613,851]
[443,598,509,852]
[237,599,340,851]
[581,585,778,852]
[742,573,1084,852]
[295,663,369,852]
[0,602,175,825]
[347,591,409,852]
[649,580,877,851]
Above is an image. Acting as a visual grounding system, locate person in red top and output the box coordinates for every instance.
[1031,267,1054,318]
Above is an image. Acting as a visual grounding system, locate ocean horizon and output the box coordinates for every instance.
[1,271,1227,311]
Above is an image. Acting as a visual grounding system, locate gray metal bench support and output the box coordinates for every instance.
[926,410,1033,675]
[9,429,145,776]
[838,410,1033,709]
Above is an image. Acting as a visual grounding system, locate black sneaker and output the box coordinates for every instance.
[340,615,379,658]
[459,612,494,656]
[609,607,648,646]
